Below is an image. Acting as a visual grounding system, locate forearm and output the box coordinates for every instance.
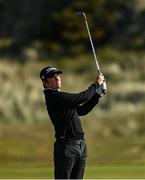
[58,83,98,107]
[76,93,101,116]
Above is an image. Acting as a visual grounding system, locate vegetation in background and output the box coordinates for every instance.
[0,48,145,137]
[0,0,145,178]
[0,0,145,57]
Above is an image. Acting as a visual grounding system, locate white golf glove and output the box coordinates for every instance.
[101,81,107,94]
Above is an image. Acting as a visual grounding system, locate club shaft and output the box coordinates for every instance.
[76,12,107,94]
[82,13,101,74]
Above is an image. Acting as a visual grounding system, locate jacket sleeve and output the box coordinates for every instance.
[55,84,97,107]
[76,93,101,116]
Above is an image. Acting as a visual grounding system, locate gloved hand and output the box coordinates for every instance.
[96,85,104,96]
[96,81,107,96]
[95,73,107,95]
[101,81,107,94]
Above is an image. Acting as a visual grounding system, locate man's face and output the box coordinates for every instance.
[47,74,61,89]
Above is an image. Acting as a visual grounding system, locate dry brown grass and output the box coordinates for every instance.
[0,52,144,137]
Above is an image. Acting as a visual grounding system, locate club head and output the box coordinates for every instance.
[75,11,86,19]
[75,11,83,15]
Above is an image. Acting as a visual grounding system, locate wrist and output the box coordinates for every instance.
[95,86,103,96]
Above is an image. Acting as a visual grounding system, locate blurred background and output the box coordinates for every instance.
[0,0,145,178]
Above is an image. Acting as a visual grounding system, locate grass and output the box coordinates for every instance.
[0,164,145,178]
[85,165,145,178]
[0,164,53,179]
[0,50,145,178]
[0,51,145,126]
[0,123,145,178]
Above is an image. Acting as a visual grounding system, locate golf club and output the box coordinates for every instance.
[76,11,107,94]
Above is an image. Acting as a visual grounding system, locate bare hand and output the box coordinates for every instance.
[96,73,105,85]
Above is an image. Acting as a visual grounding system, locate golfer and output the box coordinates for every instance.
[40,66,105,179]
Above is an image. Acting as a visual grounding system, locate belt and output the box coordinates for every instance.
[56,138,85,145]
[65,139,85,145]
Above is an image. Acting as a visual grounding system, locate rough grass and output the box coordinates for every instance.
[0,53,145,130]
[0,52,145,126]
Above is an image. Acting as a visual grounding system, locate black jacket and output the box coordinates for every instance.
[44,84,101,139]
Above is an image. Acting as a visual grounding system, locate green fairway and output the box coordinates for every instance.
[0,164,53,179]
[0,164,145,179]
[85,165,145,179]
[1,123,145,179]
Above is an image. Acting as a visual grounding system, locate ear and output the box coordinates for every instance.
[43,79,49,88]
[47,78,51,84]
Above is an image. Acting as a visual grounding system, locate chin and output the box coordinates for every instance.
[58,83,61,89]
[56,85,61,89]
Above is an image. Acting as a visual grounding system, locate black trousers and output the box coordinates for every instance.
[54,139,87,179]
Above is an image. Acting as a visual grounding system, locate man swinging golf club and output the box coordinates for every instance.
[40,12,107,179]
[40,66,106,179]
